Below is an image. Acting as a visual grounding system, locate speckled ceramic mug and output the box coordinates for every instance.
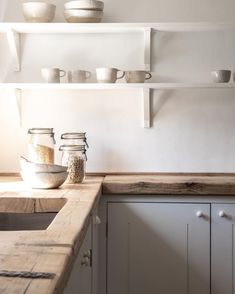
[125,70,152,83]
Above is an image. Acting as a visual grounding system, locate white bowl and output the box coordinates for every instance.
[20,170,68,189]
[20,156,67,173]
[64,0,104,11]
[64,9,103,23]
[22,2,56,23]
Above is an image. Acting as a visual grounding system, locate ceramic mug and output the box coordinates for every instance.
[211,70,231,83]
[96,68,125,83]
[125,70,152,83]
[68,70,92,83]
[41,68,66,83]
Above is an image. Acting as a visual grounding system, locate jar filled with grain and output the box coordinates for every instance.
[28,128,55,164]
[59,145,87,184]
[61,132,89,148]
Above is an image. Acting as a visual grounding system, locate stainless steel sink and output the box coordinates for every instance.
[0,212,57,231]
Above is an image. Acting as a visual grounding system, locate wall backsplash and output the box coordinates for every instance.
[1,0,235,173]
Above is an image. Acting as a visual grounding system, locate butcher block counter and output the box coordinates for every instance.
[1,173,235,294]
[0,176,103,294]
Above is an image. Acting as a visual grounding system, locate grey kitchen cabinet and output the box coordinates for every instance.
[107,202,210,294]
[211,204,235,294]
[63,210,101,294]
[63,221,92,294]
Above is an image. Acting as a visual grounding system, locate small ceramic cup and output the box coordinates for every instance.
[125,70,152,83]
[211,70,231,83]
[68,70,91,83]
[41,68,66,83]
[96,68,125,83]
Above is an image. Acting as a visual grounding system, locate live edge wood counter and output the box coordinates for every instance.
[103,174,235,195]
[0,176,103,294]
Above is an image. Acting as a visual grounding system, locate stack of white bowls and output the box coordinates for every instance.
[64,0,104,23]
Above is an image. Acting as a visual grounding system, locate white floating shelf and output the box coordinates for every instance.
[1,22,235,72]
[1,22,235,34]
[2,82,235,129]
[1,83,235,90]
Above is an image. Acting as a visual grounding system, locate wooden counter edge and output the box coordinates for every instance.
[103,175,235,195]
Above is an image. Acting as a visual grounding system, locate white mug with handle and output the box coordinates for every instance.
[96,68,125,83]
[41,68,66,83]
[68,70,92,83]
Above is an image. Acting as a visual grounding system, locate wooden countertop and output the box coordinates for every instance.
[0,176,103,294]
[1,173,235,293]
[103,174,235,195]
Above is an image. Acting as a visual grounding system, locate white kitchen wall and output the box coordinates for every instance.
[0,0,235,172]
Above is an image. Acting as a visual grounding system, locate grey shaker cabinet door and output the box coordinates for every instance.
[107,202,210,294]
[63,222,92,294]
[211,204,235,294]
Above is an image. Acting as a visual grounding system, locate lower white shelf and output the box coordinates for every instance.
[1,82,235,90]
[3,82,235,128]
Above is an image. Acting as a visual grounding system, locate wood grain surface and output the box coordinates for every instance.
[0,176,103,294]
[103,174,235,195]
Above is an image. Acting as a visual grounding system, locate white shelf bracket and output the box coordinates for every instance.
[144,28,152,72]
[9,88,22,126]
[6,29,21,72]
[143,88,151,128]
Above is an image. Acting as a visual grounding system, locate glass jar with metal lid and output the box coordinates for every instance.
[61,133,89,148]
[28,128,55,164]
[59,145,87,184]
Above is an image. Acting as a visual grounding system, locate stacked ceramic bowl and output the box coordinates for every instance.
[64,0,104,23]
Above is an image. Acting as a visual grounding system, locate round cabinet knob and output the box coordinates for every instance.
[219,211,226,217]
[196,211,203,218]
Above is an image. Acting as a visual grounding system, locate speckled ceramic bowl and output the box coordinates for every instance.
[20,170,68,189]
[22,2,56,23]
[64,0,104,11]
[64,9,103,23]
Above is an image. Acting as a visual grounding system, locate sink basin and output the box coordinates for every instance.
[0,197,67,231]
[0,212,57,231]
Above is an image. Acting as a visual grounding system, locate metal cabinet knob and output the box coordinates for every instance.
[219,211,226,217]
[196,211,203,218]
[95,216,101,225]
[83,250,91,259]
[81,257,90,267]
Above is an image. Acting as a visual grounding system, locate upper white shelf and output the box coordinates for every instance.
[1,22,235,34]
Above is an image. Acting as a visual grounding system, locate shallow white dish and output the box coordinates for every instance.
[22,2,56,23]
[64,9,103,23]
[20,170,68,189]
[64,0,104,11]
[20,156,67,173]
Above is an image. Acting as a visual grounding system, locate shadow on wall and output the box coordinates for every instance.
[151,89,174,124]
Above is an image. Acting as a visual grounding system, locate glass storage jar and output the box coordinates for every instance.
[59,145,87,184]
[28,128,55,164]
[61,133,89,148]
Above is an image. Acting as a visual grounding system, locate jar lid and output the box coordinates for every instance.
[59,144,86,152]
[61,132,86,139]
[61,132,89,148]
[28,128,54,135]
